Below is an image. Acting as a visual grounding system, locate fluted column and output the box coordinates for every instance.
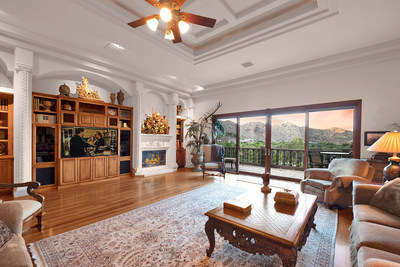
[13,48,33,193]
[132,82,145,175]
[167,93,178,169]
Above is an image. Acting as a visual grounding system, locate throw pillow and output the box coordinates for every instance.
[370,178,400,217]
[0,220,12,249]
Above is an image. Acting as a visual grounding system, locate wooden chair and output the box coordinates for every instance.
[0,182,44,232]
[201,144,227,179]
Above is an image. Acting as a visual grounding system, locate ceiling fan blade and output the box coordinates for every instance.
[171,23,182,43]
[180,12,216,28]
[170,0,186,10]
[146,0,161,8]
[127,15,158,28]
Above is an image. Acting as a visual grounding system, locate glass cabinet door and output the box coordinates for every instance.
[36,127,56,163]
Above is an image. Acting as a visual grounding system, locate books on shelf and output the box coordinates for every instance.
[223,199,252,213]
[0,98,8,111]
[35,114,57,124]
[33,98,40,111]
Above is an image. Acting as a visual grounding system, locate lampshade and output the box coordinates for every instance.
[368,131,400,181]
[146,18,159,32]
[178,21,190,34]
[165,31,174,40]
[367,132,400,155]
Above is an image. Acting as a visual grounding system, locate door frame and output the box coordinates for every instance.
[213,99,362,180]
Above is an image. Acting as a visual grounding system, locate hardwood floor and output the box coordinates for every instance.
[1,169,352,266]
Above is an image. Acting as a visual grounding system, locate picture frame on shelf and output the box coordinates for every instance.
[364,131,388,146]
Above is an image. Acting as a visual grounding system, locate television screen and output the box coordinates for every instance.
[61,127,118,158]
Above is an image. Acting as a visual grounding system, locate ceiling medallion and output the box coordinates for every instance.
[127,0,217,44]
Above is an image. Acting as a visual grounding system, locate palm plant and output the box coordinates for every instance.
[185,102,225,153]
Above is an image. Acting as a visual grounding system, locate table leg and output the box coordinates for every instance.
[205,220,215,257]
[280,248,297,267]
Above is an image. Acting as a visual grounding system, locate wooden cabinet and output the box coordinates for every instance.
[176,148,186,168]
[78,158,92,182]
[92,157,106,180]
[107,156,119,178]
[0,93,13,186]
[79,113,93,126]
[60,158,77,185]
[94,114,106,127]
[33,92,133,187]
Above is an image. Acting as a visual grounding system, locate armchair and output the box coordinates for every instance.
[300,158,375,208]
[0,182,44,232]
[201,144,226,179]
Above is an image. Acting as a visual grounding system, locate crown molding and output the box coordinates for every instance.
[192,38,400,98]
[0,21,192,97]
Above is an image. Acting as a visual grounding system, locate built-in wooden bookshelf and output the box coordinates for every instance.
[32,92,133,187]
[0,92,13,189]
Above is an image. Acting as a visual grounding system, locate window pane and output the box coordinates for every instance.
[308,109,354,167]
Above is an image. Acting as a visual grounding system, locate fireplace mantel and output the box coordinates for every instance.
[136,134,176,176]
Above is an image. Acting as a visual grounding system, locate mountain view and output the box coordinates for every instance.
[216,120,353,151]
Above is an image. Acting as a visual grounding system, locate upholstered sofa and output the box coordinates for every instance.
[351,183,400,266]
[0,202,33,267]
[300,158,375,208]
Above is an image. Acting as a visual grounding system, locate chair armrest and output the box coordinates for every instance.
[353,184,381,205]
[304,168,331,180]
[0,202,23,234]
[0,182,44,203]
[329,175,371,188]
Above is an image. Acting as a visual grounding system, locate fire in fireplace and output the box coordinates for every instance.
[142,150,166,167]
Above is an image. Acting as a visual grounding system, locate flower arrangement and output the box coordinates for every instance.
[141,108,169,134]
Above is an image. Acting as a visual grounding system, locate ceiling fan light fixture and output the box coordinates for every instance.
[160,7,172,22]
[146,18,159,32]
[178,20,189,34]
[165,30,174,40]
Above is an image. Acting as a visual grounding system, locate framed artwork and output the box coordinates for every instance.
[364,131,387,146]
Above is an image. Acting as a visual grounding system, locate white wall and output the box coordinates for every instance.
[193,57,400,158]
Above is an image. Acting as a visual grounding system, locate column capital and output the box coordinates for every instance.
[15,62,33,74]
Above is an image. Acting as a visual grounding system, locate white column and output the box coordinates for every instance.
[167,93,178,169]
[131,82,145,175]
[13,48,33,195]
[186,98,195,167]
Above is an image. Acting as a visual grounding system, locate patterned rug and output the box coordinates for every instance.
[29,184,337,267]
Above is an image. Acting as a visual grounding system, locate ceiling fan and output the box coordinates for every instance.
[127,0,217,44]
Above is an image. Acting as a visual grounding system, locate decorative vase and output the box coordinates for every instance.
[110,93,116,104]
[39,100,54,111]
[117,90,124,105]
[59,83,70,96]
[62,103,72,111]
[191,152,203,172]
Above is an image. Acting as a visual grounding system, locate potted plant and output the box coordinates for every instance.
[185,102,225,171]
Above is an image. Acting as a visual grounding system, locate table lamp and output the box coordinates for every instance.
[367,131,400,181]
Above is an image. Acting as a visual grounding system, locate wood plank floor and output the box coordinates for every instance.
[1,169,352,266]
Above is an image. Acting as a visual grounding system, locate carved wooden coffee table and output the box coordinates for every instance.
[205,189,317,267]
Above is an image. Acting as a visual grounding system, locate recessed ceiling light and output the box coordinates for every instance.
[194,86,204,91]
[169,75,177,79]
[105,42,126,52]
[241,61,254,68]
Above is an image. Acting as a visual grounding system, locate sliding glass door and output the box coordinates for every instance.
[239,116,266,175]
[213,100,361,180]
[214,118,238,172]
[270,113,306,179]
[308,108,354,168]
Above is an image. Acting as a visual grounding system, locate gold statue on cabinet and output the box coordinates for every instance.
[76,77,102,101]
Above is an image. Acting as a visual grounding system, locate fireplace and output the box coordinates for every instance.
[142,150,166,167]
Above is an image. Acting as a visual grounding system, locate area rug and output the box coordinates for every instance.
[29,183,337,267]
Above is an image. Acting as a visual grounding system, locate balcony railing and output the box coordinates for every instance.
[223,146,351,170]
